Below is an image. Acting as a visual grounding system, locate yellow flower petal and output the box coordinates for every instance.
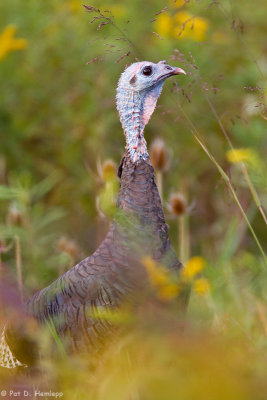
[0,25,17,40]
[142,256,180,300]
[155,13,173,38]
[181,256,205,280]
[173,11,208,41]
[0,24,27,60]
[226,148,257,164]
[10,38,28,51]
[158,283,180,300]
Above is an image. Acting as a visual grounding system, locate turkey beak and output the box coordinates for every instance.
[172,67,186,76]
[156,65,186,82]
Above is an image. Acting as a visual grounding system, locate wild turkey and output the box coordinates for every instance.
[0,60,186,368]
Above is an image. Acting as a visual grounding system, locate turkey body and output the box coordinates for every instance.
[1,60,186,367]
[26,151,182,350]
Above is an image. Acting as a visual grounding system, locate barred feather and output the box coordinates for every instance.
[0,327,26,369]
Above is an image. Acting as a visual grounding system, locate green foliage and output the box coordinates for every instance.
[0,0,267,397]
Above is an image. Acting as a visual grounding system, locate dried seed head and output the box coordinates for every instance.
[7,204,24,226]
[168,193,187,216]
[57,236,79,259]
[150,138,169,172]
[102,159,117,181]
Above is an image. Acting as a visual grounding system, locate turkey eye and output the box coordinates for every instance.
[142,66,152,76]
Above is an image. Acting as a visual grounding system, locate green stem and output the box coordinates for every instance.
[178,216,186,263]
[178,104,267,265]
[202,91,267,226]
[156,171,163,201]
[97,9,140,56]
[194,134,267,265]
[218,2,265,81]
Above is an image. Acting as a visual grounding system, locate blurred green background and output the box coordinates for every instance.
[0,0,267,398]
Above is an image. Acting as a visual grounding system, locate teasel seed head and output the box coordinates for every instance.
[167,193,187,217]
[150,138,170,172]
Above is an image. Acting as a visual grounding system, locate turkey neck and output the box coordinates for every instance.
[117,150,169,259]
[116,83,164,164]
[116,80,169,257]
[117,89,148,163]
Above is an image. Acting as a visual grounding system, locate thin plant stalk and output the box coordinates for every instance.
[103,15,139,55]
[84,5,140,56]
[202,90,267,225]
[206,292,221,331]
[15,234,23,302]
[177,186,190,262]
[184,214,190,262]
[218,2,266,81]
[156,171,163,200]
[178,104,267,265]
[178,216,186,263]
[187,2,267,224]
[256,301,267,337]
[194,134,267,265]
[47,316,67,358]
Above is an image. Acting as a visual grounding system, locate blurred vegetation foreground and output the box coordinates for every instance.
[0,0,267,399]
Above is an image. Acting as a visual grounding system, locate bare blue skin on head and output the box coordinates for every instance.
[116,60,186,163]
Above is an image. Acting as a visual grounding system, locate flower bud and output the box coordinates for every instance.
[150,138,169,172]
[102,159,117,182]
[167,193,187,216]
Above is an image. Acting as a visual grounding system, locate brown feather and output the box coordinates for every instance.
[26,150,182,350]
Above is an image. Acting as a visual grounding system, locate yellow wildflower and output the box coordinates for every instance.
[181,256,205,281]
[173,11,208,41]
[226,148,257,165]
[155,13,173,38]
[142,256,180,300]
[158,283,180,300]
[193,278,210,296]
[143,256,170,286]
[0,25,28,60]
[192,16,209,40]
